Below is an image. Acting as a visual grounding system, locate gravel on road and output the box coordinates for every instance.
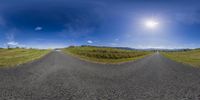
[0,51,200,100]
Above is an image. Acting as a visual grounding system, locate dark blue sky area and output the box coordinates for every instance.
[0,0,200,49]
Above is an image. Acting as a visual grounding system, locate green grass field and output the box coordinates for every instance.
[162,49,200,67]
[63,46,152,64]
[0,48,50,67]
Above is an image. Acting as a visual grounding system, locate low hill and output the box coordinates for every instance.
[63,46,152,64]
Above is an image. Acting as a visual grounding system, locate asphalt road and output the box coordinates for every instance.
[0,51,200,100]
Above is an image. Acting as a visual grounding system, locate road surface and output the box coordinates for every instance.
[0,51,200,100]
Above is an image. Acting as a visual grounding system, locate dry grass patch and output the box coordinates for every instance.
[63,46,152,64]
[162,49,200,67]
[0,48,50,67]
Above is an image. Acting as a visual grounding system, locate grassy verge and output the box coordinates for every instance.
[0,48,50,67]
[162,49,200,67]
[63,46,152,64]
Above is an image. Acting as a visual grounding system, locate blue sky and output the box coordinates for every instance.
[0,0,200,49]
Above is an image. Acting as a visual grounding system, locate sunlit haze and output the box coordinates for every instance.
[145,20,159,29]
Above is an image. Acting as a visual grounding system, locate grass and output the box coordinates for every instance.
[63,46,152,64]
[162,49,200,67]
[0,48,50,67]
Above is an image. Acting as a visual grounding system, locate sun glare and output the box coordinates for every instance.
[145,20,159,29]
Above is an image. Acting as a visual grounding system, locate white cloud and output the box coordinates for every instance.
[87,40,93,44]
[7,41,18,46]
[5,41,26,48]
[35,26,43,31]
[3,29,26,48]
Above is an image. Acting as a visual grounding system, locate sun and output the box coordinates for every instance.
[145,20,159,29]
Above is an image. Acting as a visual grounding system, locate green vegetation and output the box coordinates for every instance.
[63,46,152,64]
[0,48,50,67]
[162,49,200,67]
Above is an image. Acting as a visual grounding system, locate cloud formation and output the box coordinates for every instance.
[5,41,26,48]
[0,0,200,49]
[87,40,93,44]
[7,41,18,46]
[4,29,25,48]
[35,26,43,31]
